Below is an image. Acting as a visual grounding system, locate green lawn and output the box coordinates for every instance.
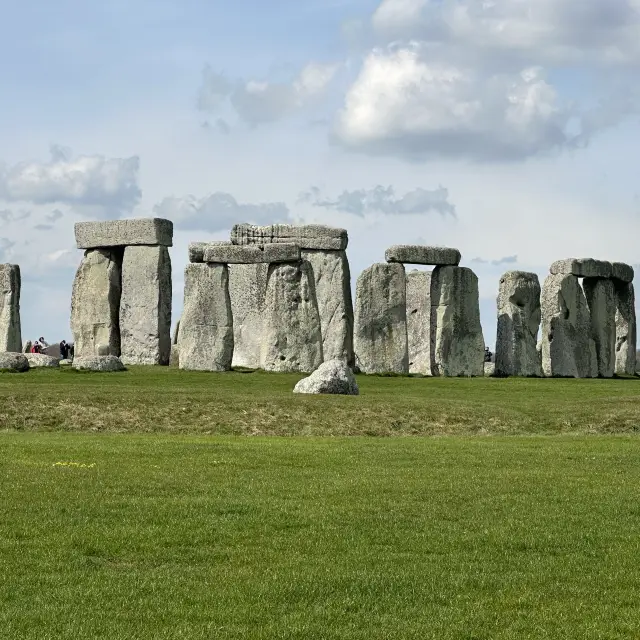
[0,366,639,435]
[2,370,640,638]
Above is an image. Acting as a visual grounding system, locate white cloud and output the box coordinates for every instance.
[198,62,339,126]
[335,45,576,161]
[371,0,640,67]
[153,191,290,233]
[299,183,456,217]
[0,145,141,217]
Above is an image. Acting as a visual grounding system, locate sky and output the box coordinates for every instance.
[1,0,639,349]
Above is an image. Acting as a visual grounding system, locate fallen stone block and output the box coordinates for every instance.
[0,352,29,372]
[0,264,22,353]
[406,270,431,375]
[25,353,60,368]
[302,249,354,365]
[612,262,634,283]
[204,243,300,264]
[179,263,234,371]
[550,258,612,279]
[72,355,126,372]
[614,281,637,375]
[261,261,324,373]
[75,218,173,249]
[231,223,347,251]
[120,245,172,365]
[189,241,231,263]
[293,359,359,395]
[541,274,597,377]
[354,263,408,374]
[583,277,616,378]
[385,245,461,266]
[495,271,542,377]
[70,249,122,358]
[430,266,484,377]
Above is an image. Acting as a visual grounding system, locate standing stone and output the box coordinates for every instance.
[0,264,21,353]
[23,340,32,354]
[302,249,354,365]
[354,263,408,374]
[261,261,324,373]
[120,246,171,365]
[229,263,269,368]
[583,278,617,378]
[70,249,122,357]
[430,266,484,377]
[495,271,542,377]
[406,270,431,375]
[614,282,637,375]
[178,264,233,371]
[540,274,597,378]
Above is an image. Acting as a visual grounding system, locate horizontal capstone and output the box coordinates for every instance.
[189,241,231,263]
[550,258,613,279]
[231,223,347,250]
[612,262,634,283]
[385,245,461,266]
[203,243,301,264]
[75,218,173,249]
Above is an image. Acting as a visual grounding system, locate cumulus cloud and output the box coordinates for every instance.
[299,184,456,217]
[153,192,290,233]
[0,145,141,217]
[0,209,30,223]
[335,47,578,161]
[198,62,338,126]
[371,0,640,67]
[471,255,518,266]
[0,237,14,260]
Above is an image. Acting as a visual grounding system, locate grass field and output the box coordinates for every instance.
[2,369,640,638]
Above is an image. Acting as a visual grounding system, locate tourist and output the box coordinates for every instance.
[59,340,69,359]
[31,341,41,354]
[39,336,49,348]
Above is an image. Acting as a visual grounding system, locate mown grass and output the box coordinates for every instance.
[1,366,639,435]
[2,434,640,639]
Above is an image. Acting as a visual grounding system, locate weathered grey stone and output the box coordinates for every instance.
[293,359,359,395]
[612,262,634,283]
[75,218,173,249]
[484,362,495,377]
[540,274,597,378]
[178,263,234,371]
[72,355,126,372]
[0,264,22,353]
[0,352,29,372]
[96,344,110,356]
[261,261,324,373]
[189,241,231,263]
[43,344,62,358]
[614,282,637,375]
[59,359,72,366]
[23,340,32,354]
[70,249,122,358]
[120,245,172,365]
[406,270,431,375]
[385,245,461,266]
[302,249,354,365]
[229,263,269,368]
[550,258,613,279]
[583,278,617,378]
[495,271,542,377]
[354,263,408,374]
[203,243,300,264]
[430,266,484,377]
[169,344,180,368]
[231,223,347,251]
[25,353,60,368]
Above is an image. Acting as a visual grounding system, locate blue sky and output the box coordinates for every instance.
[1,0,639,349]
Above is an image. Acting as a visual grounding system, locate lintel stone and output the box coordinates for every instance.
[75,218,173,249]
[612,262,634,283]
[550,258,612,279]
[231,223,347,250]
[203,243,300,264]
[385,245,461,266]
[189,241,231,263]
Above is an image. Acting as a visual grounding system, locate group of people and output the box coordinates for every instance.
[29,337,73,359]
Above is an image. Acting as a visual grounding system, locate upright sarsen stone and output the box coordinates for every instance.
[541,274,596,378]
[583,277,617,378]
[614,281,637,375]
[406,270,431,375]
[495,271,542,377]
[302,249,354,365]
[70,250,122,357]
[179,263,233,371]
[430,266,484,377]
[354,263,408,374]
[0,264,22,353]
[229,263,269,368]
[261,261,323,373]
[120,246,171,365]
